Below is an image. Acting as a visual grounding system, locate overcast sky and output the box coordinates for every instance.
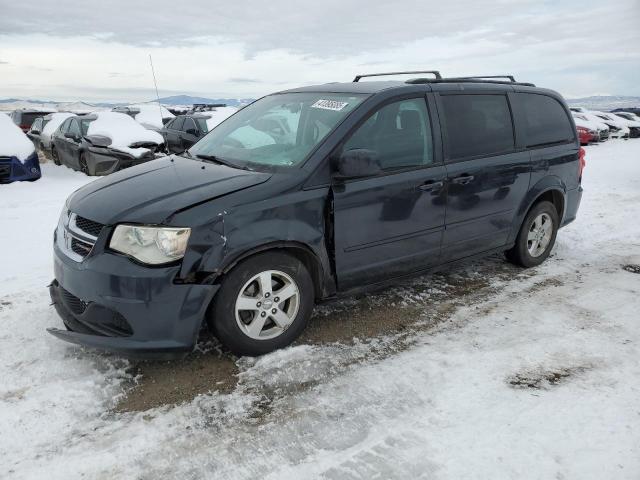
[0,0,638,102]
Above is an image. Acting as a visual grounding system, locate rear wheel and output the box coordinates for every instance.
[209,252,314,356]
[506,201,559,267]
[51,146,61,165]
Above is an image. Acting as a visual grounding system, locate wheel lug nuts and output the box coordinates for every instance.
[274,297,279,302]
[261,312,266,317]
[271,308,277,314]
[256,301,261,307]
[265,293,270,298]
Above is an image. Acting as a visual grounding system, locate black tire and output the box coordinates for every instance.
[209,251,315,356]
[505,201,559,268]
[51,146,61,165]
[79,154,89,175]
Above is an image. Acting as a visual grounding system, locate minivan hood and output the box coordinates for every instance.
[68,155,271,225]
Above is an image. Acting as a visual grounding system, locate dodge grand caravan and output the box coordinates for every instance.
[48,71,584,357]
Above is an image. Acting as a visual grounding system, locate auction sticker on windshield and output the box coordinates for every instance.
[311,99,349,111]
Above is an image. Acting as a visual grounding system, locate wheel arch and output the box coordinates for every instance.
[509,177,567,244]
[216,241,329,301]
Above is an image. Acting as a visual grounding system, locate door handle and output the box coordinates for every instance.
[451,174,475,185]
[419,180,444,191]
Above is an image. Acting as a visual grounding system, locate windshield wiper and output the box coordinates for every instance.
[195,154,252,171]
[180,150,194,158]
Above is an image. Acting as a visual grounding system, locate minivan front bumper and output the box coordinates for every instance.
[48,241,219,359]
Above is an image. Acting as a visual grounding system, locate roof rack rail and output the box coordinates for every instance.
[353,70,442,82]
[455,75,517,82]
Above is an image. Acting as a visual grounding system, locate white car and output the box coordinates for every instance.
[610,111,640,138]
[571,111,610,141]
[590,110,630,139]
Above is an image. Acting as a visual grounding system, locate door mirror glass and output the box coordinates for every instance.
[64,132,79,141]
[30,129,40,135]
[335,148,382,179]
[185,128,198,136]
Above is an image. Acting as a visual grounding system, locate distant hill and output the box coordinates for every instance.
[566,95,640,110]
[155,95,254,106]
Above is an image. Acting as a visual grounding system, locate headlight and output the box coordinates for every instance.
[109,225,191,265]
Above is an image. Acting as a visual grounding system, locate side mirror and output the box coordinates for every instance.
[64,132,80,141]
[85,135,112,147]
[30,129,40,135]
[334,149,382,180]
[185,128,199,136]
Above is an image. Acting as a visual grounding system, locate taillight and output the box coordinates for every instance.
[578,147,586,181]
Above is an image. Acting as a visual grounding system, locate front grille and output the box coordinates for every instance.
[74,215,104,237]
[71,238,93,257]
[60,287,87,315]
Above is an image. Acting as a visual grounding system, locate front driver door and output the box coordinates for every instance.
[332,96,447,290]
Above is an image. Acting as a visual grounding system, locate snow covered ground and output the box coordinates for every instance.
[1,141,639,479]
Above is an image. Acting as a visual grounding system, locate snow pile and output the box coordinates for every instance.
[87,112,164,158]
[204,106,238,130]
[128,104,174,129]
[0,140,639,478]
[41,112,74,146]
[0,112,35,160]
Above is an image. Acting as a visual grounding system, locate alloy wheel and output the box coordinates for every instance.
[527,212,553,257]
[235,270,300,340]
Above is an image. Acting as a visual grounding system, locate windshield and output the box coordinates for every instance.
[189,92,366,169]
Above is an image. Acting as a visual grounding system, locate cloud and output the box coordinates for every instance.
[0,0,638,100]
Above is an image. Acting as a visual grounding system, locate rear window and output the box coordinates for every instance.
[441,94,515,160]
[517,93,575,147]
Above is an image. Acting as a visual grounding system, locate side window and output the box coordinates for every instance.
[171,116,184,131]
[441,94,514,160]
[517,93,575,147]
[183,117,197,133]
[67,119,81,137]
[342,98,433,170]
[59,119,71,133]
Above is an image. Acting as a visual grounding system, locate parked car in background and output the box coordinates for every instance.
[590,111,630,139]
[27,112,75,154]
[608,111,640,138]
[0,112,41,183]
[161,107,237,153]
[10,108,56,132]
[611,107,640,116]
[51,112,165,175]
[26,116,47,149]
[112,104,174,131]
[572,112,609,141]
[573,116,597,145]
[47,72,584,358]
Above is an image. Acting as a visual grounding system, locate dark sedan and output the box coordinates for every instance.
[51,113,165,176]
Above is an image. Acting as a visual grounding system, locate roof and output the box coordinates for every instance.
[281,81,407,95]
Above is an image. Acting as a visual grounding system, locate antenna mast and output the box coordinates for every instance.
[148,54,163,124]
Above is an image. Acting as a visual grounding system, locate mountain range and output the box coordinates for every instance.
[1,95,638,113]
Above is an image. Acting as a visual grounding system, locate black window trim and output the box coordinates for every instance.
[331,93,442,183]
[436,91,518,165]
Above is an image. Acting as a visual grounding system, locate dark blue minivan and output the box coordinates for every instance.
[48,72,584,357]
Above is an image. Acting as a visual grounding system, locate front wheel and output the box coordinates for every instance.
[79,154,89,175]
[209,252,314,356]
[51,147,61,165]
[505,201,559,268]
